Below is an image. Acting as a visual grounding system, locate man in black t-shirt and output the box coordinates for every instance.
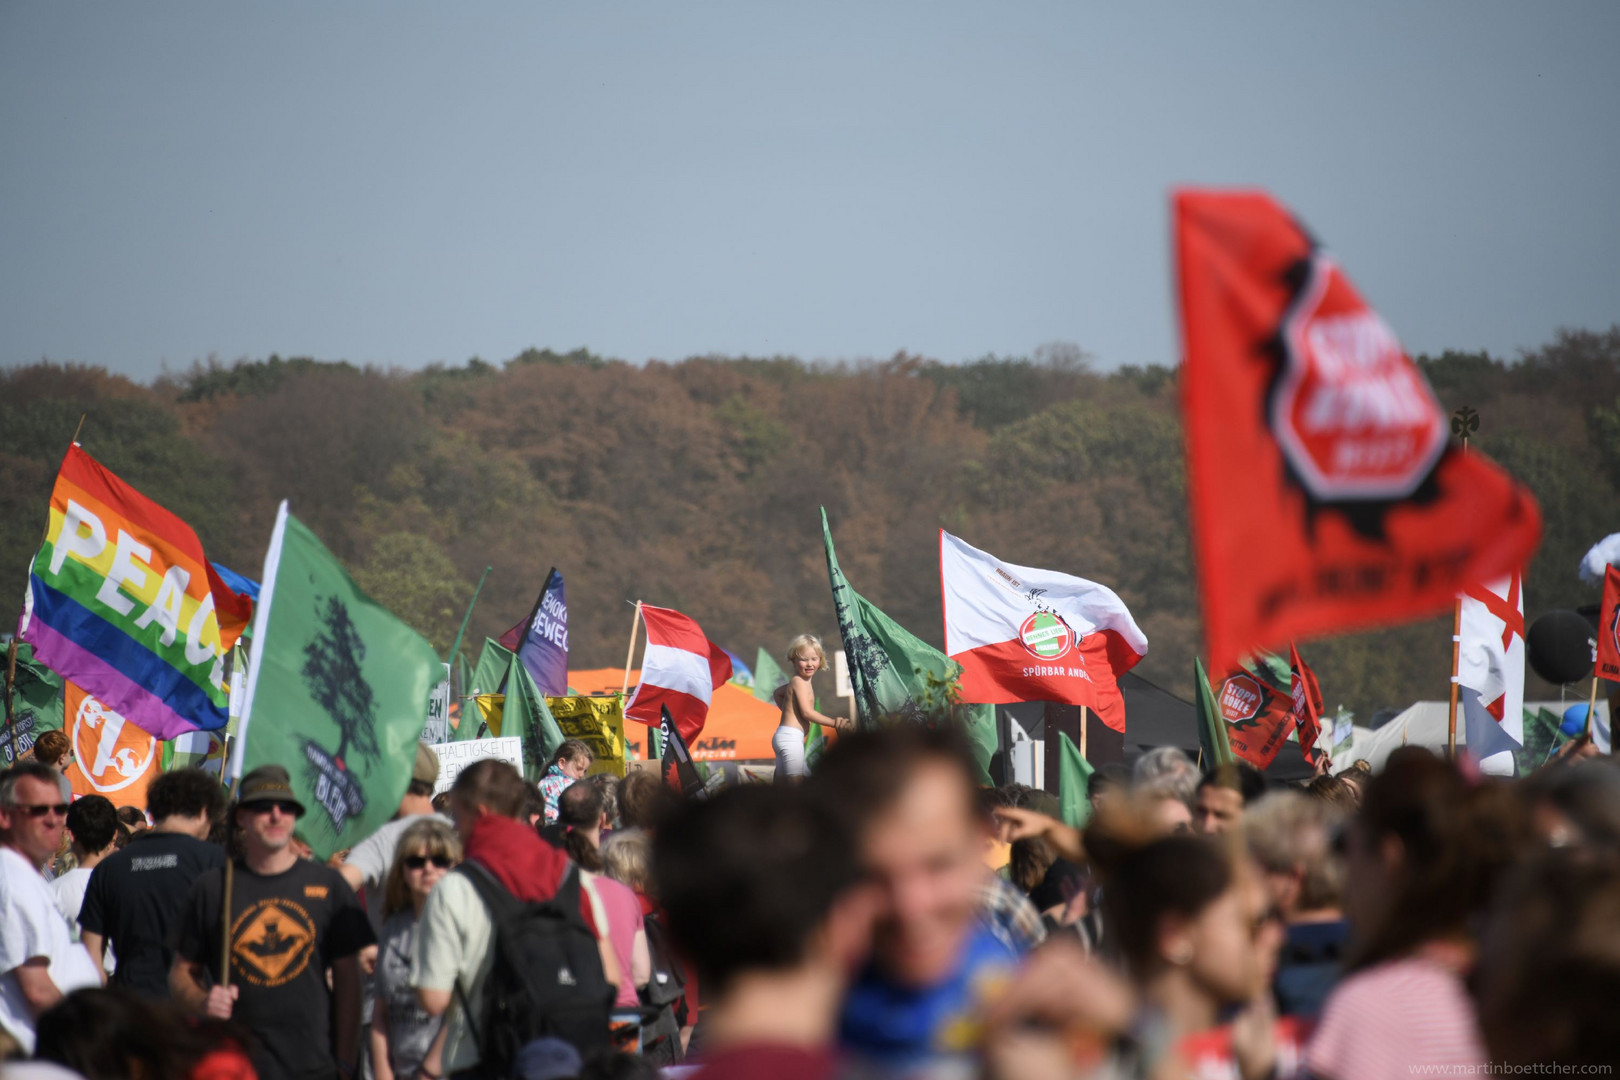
[80,767,226,997]
[169,765,374,1080]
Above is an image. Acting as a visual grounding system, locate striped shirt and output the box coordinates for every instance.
[1305,952,1485,1079]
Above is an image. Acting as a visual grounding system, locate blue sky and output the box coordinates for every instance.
[3,2,1616,379]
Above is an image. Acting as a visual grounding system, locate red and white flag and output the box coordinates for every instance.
[940,531,1148,732]
[1597,565,1620,685]
[1287,642,1324,765]
[1457,572,1526,775]
[623,604,733,746]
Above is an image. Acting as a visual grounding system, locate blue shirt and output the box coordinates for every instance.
[1273,918,1349,1018]
[839,926,1018,1073]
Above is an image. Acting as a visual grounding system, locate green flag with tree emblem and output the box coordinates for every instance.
[820,508,996,784]
[230,503,441,859]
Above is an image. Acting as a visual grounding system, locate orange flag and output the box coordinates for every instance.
[61,681,163,807]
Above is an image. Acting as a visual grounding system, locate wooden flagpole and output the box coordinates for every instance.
[1586,674,1600,739]
[620,602,643,761]
[1079,705,1089,761]
[620,601,642,702]
[3,640,18,766]
[220,859,234,990]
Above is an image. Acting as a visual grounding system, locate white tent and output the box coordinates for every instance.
[1336,700,1611,774]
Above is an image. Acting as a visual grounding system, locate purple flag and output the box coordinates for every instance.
[501,568,569,696]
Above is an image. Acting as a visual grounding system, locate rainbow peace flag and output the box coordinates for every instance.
[17,445,253,739]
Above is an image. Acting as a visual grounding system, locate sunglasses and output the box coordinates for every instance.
[403,854,454,871]
[8,803,68,820]
[245,800,301,818]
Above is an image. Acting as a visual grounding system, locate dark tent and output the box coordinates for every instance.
[991,671,1314,785]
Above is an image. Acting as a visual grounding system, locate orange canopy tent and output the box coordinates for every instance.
[567,668,780,763]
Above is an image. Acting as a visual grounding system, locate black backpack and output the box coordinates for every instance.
[638,909,687,1009]
[453,860,614,1070]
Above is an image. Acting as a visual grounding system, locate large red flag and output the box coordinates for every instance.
[623,604,732,746]
[1175,189,1541,674]
[1287,642,1324,765]
[1598,565,1620,684]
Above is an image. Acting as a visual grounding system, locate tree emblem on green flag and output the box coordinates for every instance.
[298,597,381,831]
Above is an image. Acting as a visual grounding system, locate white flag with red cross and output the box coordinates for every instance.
[1457,571,1526,775]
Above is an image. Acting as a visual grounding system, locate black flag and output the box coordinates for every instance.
[659,705,704,798]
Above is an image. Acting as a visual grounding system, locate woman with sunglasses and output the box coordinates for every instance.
[370,819,462,1080]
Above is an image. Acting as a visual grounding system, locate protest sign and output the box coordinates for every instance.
[430,737,524,796]
[422,664,451,744]
[548,695,627,777]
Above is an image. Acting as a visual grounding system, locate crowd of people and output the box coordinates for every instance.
[1,697,1617,1079]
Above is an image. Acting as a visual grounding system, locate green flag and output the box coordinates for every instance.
[753,647,786,704]
[455,637,515,741]
[232,504,442,860]
[1058,731,1094,828]
[4,643,64,766]
[820,508,996,784]
[1194,657,1235,770]
[500,657,566,782]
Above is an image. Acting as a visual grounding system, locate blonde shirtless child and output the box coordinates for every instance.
[771,634,852,780]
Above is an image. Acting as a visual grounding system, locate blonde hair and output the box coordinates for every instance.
[602,828,652,894]
[383,819,463,918]
[785,634,827,671]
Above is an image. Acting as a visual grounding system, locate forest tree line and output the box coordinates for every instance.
[4,327,1618,723]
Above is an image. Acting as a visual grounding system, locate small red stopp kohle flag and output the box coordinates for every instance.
[1598,565,1620,684]
[1175,189,1542,674]
[1217,660,1294,770]
[1287,642,1324,765]
[623,604,733,746]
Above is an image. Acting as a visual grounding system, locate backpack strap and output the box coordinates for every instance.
[547,862,588,930]
[453,860,519,918]
[448,861,516,1055]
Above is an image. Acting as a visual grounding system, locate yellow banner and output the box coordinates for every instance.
[547,696,626,777]
[473,694,505,737]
